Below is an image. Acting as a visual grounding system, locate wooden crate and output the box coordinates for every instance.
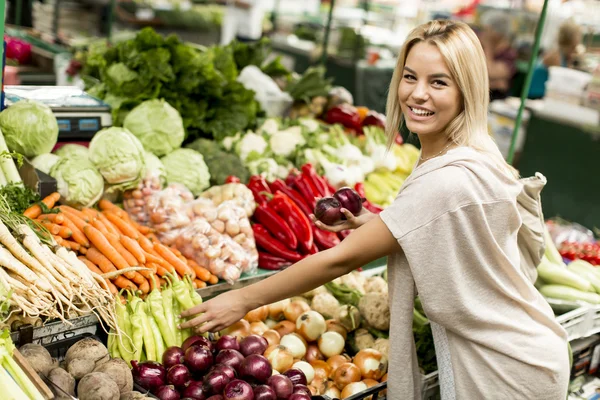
[12,349,55,400]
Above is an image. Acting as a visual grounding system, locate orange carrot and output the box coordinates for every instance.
[189,260,211,282]
[120,235,146,265]
[58,205,89,222]
[61,240,81,252]
[59,209,88,231]
[83,225,131,274]
[40,221,61,235]
[97,213,120,236]
[61,216,89,247]
[82,208,99,220]
[99,199,119,211]
[208,274,219,285]
[112,276,138,291]
[86,247,117,273]
[79,247,87,255]
[24,192,61,219]
[103,212,139,239]
[137,225,151,235]
[79,256,118,295]
[146,233,159,243]
[91,219,110,236]
[158,278,167,287]
[150,263,170,277]
[106,234,138,268]
[195,279,207,289]
[154,243,195,279]
[131,273,150,294]
[38,213,65,224]
[57,225,73,239]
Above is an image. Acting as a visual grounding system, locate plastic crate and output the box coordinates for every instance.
[557,306,590,342]
[584,305,600,338]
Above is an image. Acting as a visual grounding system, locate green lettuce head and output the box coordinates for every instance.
[123,99,185,157]
[143,151,166,185]
[89,127,145,185]
[50,157,104,208]
[0,100,59,157]
[54,144,89,159]
[161,148,210,196]
[31,153,60,175]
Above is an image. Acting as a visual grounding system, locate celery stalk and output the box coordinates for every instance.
[0,330,44,400]
[0,129,22,184]
[0,366,28,400]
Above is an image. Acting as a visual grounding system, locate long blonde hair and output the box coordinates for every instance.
[385,20,518,178]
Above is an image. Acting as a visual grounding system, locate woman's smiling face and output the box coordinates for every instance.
[398,41,462,137]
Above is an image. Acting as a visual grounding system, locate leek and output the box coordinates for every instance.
[540,284,600,304]
[0,330,44,400]
[0,129,21,184]
[537,256,592,292]
[568,260,600,294]
[544,228,564,266]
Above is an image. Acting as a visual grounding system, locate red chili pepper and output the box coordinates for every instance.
[365,203,383,214]
[248,176,272,206]
[301,164,329,197]
[307,243,319,254]
[325,104,363,133]
[270,179,312,215]
[225,175,241,184]
[311,222,340,250]
[294,176,318,210]
[269,192,314,254]
[258,252,292,270]
[354,182,367,198]
[286,169,301,187]
[253,205,298,250]
[248,186,268,206]
[253,224,303,262]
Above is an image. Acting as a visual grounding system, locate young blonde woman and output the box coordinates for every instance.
[181,20,570,398]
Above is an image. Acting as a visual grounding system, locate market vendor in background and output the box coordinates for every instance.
[220,0,265,45]
[478,10,518,101]
[529,19,583,98]
[181,19,569,399]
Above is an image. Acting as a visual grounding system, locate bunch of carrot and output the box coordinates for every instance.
[24,196,219,296]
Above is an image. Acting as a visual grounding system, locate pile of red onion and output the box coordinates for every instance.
[314,187,365,226]
[131,335,310,400]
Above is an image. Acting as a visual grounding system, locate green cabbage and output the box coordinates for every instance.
[50,157,104,208]
[143,151,166,185]
[123,99,185,157]
[0,100,59,157]
[161,148,210,196]
[54,144,89,159]
[30,153,60,175]
[89,127,145,185]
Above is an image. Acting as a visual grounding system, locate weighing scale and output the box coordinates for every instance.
[3,85,112,141]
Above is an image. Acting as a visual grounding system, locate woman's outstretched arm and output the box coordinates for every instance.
[180,216,400,333]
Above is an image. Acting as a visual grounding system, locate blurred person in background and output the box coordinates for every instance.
[529,19,583,98]
[220,0,266,45]
[478,10,518,101]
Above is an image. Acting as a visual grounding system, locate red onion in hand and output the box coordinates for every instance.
[333,187,364,216]
[314,197,342,225]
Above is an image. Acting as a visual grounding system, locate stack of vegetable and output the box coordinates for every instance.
[0,193,120,333]
[27,197,219,295]
[108,273,203,366]
[0,330,46,400]
[245,167,372,271]
[537,230,600,305]
[214,293,389,398]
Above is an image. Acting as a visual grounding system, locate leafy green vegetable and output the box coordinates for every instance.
[53,143,89,159]
[413,308,437,374]
[0,101,59,158]
[231,37,271,71]
[186,139,249,185]
[50,157,104,208]
[31,153,60,175]
[161,148,210,196]
[78,28,261,141]
[285,66,332,103]
[0,183,40,214]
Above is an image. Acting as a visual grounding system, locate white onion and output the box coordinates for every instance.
[292,361,315,384]
[280,334,307,359]
[341,382,368,398]
[296,311,327,342]
[264,318,278,329]
[318,331,345,358]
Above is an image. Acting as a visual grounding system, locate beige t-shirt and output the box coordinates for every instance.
[379,147,569,399]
